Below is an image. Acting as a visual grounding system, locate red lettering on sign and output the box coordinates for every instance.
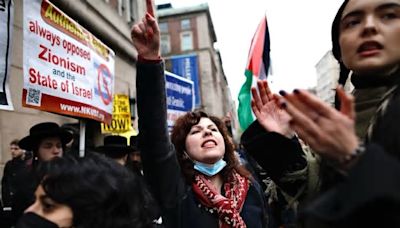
[29,67,58,89]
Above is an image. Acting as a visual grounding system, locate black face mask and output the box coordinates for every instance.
[16,212,59,228]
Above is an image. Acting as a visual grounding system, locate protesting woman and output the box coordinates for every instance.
[245,0,400,226]
[132,13,268,228]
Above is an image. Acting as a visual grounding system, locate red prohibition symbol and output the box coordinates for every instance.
[97,64,112,105]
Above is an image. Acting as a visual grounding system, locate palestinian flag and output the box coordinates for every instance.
[237,15,271,131]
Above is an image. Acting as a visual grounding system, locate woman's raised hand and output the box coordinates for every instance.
[130,13,160,60]
[279,86,359,162]
[251,80,294,138]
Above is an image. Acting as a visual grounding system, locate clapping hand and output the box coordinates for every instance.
[278,87,359,162]
[251,80,294,138]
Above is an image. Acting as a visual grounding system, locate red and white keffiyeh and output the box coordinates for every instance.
[192,171,250,228]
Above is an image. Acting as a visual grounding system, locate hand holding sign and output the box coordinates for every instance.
[131,4,160,60]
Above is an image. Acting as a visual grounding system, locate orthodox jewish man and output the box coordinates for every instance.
[96,135,134,166]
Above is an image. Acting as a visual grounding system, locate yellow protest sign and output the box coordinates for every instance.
[101,94,131,133]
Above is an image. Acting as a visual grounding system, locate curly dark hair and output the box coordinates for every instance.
[171,110,251,184]
[37,153,159,228]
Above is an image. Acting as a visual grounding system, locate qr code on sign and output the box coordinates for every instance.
[26,88,42,106]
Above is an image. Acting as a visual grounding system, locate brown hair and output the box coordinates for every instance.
[10,139,20,146]
[171,110,251,184]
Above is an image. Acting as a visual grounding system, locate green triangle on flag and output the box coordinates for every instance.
[237,15,271,131]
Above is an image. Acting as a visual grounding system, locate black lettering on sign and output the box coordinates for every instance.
[104,118,129,131]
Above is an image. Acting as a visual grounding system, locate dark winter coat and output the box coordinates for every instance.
[136,60,268,228]
[301,72,400,227]
[241,71,400,227]
[1,157,34,225]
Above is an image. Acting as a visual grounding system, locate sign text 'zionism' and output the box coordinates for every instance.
[23,0,115,123]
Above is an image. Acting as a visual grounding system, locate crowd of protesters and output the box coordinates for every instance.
[1,0,400,227]
[0,122,157,228]
[131,0,400,226]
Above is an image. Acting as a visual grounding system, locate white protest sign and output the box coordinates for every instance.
[23,0,115,123]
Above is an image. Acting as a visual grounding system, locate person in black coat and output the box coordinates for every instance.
[247,0,400,226]
[1,140,30,226]
[1,122,73,227]
[126,135,144,176]
[131,13,268,228]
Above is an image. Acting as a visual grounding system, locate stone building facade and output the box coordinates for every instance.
[0,0,145,171]
[157,3,233,118]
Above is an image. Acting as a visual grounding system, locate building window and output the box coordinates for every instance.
[161,34,171,54]
[181,19,191,30]
[180,31,193,51]
[159,22,168,33]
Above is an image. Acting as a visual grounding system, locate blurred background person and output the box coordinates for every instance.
[61,123,80,157]
[126,135,143,175]
[2,122,74,227]
[1,139,29,226]
[96,135,133,166]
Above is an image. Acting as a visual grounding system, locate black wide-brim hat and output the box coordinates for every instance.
[19,122,73,151]
[96,135,134,158]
